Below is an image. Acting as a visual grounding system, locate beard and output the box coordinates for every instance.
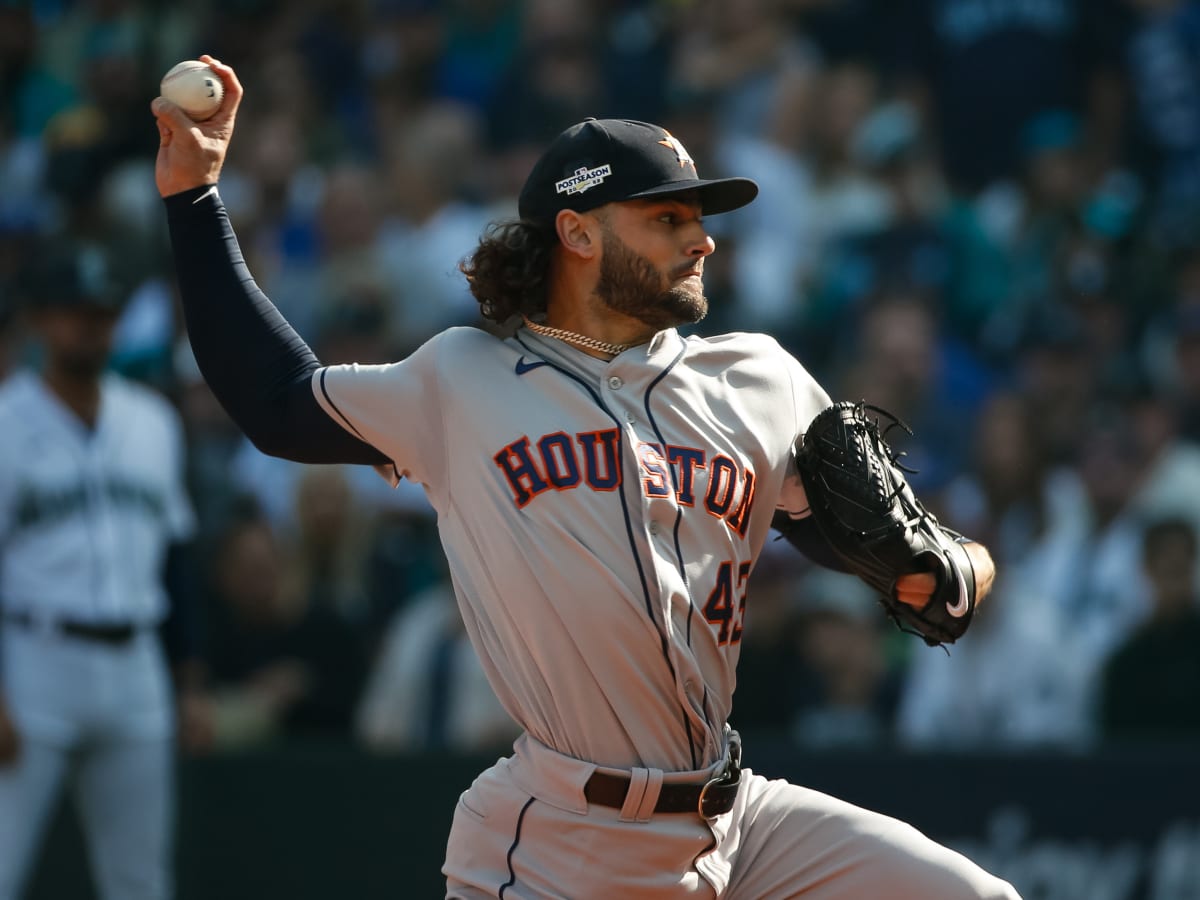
[595,227,708,330]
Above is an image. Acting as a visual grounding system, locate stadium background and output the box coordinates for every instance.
[3,1,1200,898]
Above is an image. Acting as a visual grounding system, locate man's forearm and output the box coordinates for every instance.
[770,510,854,573]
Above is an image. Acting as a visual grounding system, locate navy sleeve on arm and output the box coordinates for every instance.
[164,185,389,467]
[770,510,853,574]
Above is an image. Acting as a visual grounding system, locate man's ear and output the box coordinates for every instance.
[555,209,599,260]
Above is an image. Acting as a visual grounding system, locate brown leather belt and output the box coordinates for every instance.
[584,733,743,819]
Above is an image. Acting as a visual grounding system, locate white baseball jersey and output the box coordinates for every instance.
[314,325,828,772]
[0,370,195,625]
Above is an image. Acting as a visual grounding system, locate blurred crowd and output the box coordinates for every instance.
[3,0,1200,758]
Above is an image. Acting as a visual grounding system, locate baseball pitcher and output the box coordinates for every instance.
[151,57,1019,899]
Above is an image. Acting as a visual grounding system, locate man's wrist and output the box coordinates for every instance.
[163,182,219,205]
[164,184,221,225]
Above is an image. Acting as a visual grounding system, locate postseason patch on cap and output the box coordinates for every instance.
[555,164,613,197]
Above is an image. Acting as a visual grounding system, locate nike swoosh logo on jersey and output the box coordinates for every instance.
[515,356,548,375]
[946,557,970,618]
[192,185,219,204]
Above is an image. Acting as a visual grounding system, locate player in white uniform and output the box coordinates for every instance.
[152,58,1019,899]
[0,245,196,900]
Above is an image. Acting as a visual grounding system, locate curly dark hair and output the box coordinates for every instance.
[459,220,558,325]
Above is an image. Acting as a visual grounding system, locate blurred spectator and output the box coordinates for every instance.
[788,569,902,748]
[360,0,446,115]
[0,302,15,380]
[1011,305,1099,466]
[670,0,818,141]
[377,101,499,343]
[1171,305,1200,438]
[799,61,890,262]
[975,109,1139,366]
[1121,0,1200,247]
[307,161,399,341]
[889,0,1129,193]
[183,506,367,752]
[729,539,813,736]
[0,5,43,136]
[284,466,377,641]
[1125,384,1200,546]
[939,390,1076,562]
[833,294,992,493]
[1144,250,1200,443]
[436,0,524,113]
[710,126,818,336]
[37,1,159,229]
[1099,516,1200,741]
[901,392,1094,747]
[710,55,867,335]
[1002,411,1158,741]
[599,0,677,124]
[485,0,612,150]
[806,98,1010,349]
[994,111,1091,323]
[896,574,1086,749]
[356,581,519,753]
[0,6,58,237]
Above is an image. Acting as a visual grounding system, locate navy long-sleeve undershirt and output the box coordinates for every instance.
[164,184,388,466]
[770,511,854,573]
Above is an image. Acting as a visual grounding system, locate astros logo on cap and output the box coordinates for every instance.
[658,131,695,169]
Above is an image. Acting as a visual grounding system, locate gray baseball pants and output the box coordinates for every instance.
[444,733,1021,899]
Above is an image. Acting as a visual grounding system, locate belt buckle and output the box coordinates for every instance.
[698,731,743,819]
[697,775,724,820]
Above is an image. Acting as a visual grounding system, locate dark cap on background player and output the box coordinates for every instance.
[23,243,127,314]
[518,118,759,225]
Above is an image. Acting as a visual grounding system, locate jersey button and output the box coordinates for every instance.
[624,412,636,424]
[608,376,623,390]
[648,521,660,535]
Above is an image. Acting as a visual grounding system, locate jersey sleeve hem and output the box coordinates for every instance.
[310,367,402,487]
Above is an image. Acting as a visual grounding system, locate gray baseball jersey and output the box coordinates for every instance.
[314,324,826,771]
[314,325,1021,899]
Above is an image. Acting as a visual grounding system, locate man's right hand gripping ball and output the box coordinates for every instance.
[152,54,242,198]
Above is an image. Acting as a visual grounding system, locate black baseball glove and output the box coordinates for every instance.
[794,401,976,646]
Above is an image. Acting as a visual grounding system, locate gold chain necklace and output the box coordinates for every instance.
[522,316,630,357]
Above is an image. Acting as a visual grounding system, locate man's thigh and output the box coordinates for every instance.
[720,771,1021,900]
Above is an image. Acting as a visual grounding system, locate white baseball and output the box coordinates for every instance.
[160,60,224,121]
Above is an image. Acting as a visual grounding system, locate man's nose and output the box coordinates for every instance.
[686,226,716,258]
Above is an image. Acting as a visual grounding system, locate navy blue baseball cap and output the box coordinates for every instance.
[25,244,125,313]
[518,118,759,225]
